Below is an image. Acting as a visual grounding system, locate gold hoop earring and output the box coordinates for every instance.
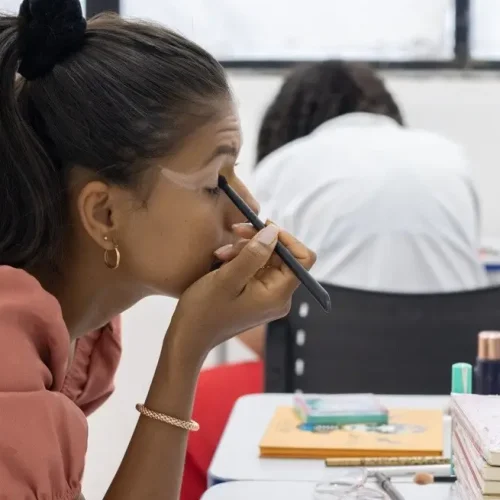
[104,245,121,270]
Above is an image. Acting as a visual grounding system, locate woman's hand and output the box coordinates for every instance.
[168,224,316,365]
[107,223,315,500]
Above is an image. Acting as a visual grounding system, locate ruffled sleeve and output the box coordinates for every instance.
[0,266,87,500]
[62,317,122,416]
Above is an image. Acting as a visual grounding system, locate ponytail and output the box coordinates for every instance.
[0,16,63,268]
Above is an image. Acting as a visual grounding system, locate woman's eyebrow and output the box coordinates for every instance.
[203,145,238,166]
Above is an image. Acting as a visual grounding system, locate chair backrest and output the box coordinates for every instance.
[265,284,500,395]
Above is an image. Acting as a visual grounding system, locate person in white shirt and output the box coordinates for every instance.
[239,60,487,357]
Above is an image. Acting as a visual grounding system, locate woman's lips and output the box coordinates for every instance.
[210,258,223,271]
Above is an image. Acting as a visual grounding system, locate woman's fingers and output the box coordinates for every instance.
[256,229,317,294]
[214,240,249,262]
[276,230,316,271]
[232,222,257,239]
[215,239,280,269]
[219,227,316,276]
[214,224,316,304]
[216,225,280,294]
[232,225,315,270]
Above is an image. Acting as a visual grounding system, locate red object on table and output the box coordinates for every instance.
[180,360,263,500]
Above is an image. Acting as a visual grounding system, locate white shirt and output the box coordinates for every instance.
[253,113,487,293]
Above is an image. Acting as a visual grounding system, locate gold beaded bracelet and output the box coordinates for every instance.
[136,404,200,432]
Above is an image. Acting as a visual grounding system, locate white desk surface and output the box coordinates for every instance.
[202,480,459,500]
[208,394,451,485]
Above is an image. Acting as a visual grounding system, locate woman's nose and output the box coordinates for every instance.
[227,177,260,224]
[242,186,261,215]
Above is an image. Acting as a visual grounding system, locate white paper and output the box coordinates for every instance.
[122,0,455,61]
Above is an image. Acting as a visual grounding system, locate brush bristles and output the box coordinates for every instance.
[413,472,434,485]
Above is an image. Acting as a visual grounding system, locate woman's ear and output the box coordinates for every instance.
[77,180,120,249]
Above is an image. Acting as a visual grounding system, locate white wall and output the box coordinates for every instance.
[83,70,500,498]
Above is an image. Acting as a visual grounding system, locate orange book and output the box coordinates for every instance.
[259,406,443,459]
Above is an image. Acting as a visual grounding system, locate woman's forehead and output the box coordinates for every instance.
[161,109,241,173]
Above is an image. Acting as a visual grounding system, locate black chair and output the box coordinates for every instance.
[265,283,500,395]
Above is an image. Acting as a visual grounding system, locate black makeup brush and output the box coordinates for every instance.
[218,175,331,313]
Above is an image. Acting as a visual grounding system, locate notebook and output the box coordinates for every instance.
[451,394,500,466]
[454,463,500,500]
[454,425,500,494]
[259,406,443,459]
[454,419,500,483]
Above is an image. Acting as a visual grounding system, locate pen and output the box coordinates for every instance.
[218,175,331,312]
[325,456,450,467]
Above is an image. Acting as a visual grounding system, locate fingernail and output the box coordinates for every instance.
[257,224,279,245]
[214,244,233,258]
[232,222,253,229]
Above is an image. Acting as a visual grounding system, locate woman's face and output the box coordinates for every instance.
[111,100,259,297]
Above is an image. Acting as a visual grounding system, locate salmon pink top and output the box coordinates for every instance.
[0,266,122,499]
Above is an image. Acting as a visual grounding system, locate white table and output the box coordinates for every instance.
[208,394,451,486]
[202,480,459,500]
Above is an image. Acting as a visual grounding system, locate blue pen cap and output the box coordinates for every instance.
[451,362,472,394]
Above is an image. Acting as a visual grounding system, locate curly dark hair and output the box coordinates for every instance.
[256,60,404,164]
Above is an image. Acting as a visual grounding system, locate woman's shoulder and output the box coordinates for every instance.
[0,266,86,499]
[0,266,123,414]
[0,265,65,325]
[0,265,69,391]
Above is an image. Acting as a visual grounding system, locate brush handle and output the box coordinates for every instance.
[433,476,457,483]
[374,473,406,500]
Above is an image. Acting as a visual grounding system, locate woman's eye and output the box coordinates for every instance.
[204,186,221,198]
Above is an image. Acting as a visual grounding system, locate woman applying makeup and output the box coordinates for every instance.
[0,1,316,499]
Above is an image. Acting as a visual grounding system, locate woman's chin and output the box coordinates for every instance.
[168,258,223,296]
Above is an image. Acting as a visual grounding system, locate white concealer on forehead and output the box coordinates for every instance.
[160,160,223,191]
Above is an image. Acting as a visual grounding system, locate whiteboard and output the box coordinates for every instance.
[470,0,500,60]
[0,0,86,17]
[121,0,455,62]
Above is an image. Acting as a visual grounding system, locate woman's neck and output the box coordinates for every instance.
[33,264,143,341]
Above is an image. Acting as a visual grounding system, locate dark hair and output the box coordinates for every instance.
[256,60,404,164]
[0,0,230,269]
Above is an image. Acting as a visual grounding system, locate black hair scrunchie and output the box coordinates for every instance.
[17,0,86,80]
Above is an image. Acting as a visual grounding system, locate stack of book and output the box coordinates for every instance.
[451,394,500,499]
